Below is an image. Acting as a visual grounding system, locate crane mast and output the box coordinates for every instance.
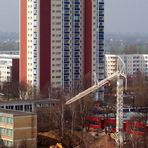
[116,77,124,146]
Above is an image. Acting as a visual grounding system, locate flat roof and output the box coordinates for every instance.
[0,54,19,59]
[0,98,59,105]
[0,108,36,116]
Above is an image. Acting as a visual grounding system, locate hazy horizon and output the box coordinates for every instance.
[0,0,148,34]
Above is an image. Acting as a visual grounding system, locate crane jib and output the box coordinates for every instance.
[65,71,122,105]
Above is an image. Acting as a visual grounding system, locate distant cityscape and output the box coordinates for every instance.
[1,32,148,53]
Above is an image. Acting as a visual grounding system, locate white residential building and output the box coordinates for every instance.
[105,54,148,77]
[0,54,19,83]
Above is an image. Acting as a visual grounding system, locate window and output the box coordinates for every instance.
[3,140,13,146]
[0,128,13,137]
[7,117,13,124]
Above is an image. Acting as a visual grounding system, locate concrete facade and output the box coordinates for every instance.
[0,54,19,83]
[105,54,148,77]
[0,109,37,147]
[20,0,105,99]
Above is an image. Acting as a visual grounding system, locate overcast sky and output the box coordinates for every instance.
[105,0,148,33]
[0,0,19,32]
[0,0,148,33]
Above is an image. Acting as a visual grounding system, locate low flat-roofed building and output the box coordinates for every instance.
[0,109,37,148]
[0,98,58,112]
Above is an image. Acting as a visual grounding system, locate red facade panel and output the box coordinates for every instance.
[20,0,27,85]
[40,0,51,93]
[12,59,19,82]
[84,0,92,87]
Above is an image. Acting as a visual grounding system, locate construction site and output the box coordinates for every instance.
[37,57,148,148]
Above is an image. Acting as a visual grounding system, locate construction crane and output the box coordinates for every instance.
[66,56,127,147]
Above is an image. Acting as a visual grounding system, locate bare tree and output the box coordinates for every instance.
[50,88,66,138]
[127,71,148,107]
[18,83,40,100]
[124,45,138,54]
[70,104,76,134]
[124,115,148,148]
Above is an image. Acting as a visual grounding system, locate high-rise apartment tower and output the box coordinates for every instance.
[20,0,104,99]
